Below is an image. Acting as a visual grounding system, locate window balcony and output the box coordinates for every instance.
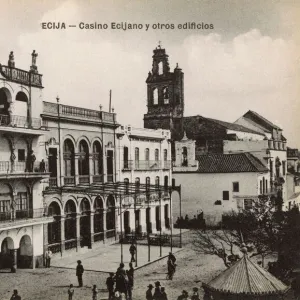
[64,176,75,186]
[92,174,103,183]
[79,175,89,185]
[0,114,44,130]
[0,160,49,178]
[0,208,49,228]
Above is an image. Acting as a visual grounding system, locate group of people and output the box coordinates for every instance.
[176,288,200,300]
[174,213,206,230]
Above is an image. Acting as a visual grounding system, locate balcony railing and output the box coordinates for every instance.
[49,177,58,188]
[0,161,49,174]
[107,174,114,182]
[43,102,117,123]
[0,114,43,130]
[268,140,286,151]
[0,208,46,223]
[92,174,103,183]
[135,160,161,170]
[64,176,75,186]
[79,175,89,185]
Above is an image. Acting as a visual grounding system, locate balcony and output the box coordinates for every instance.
[43,102,117,124]
[0,114,44,131]
[0,208,51,228]
[79,175,89,185]
[92,174,103,183]
[268,140,286,151]
[64,176,75,186]
[0,160,49,179]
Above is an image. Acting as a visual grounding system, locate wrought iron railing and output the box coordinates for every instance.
[92,174,103,183]
[79,175,89,184]
[64,176,75,185]
[64,239,77,250]
[0,114,42,129]
[0,161,48,173]
[106,229,116,238]
[94,232,104,242]
[0,161,9,172]
[0,208,46,223]
[48,243,61,254]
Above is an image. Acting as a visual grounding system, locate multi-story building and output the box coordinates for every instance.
[116,125,172,234]
[0,51,174,270]
[0,51,50,270]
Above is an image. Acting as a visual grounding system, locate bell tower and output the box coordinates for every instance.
[143,44,184,141]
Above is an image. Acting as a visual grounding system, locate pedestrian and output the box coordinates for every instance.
[146,284,154,300]
[126,262,134,300]
[161,287,168,300]
[76,260,84,287]
[153,281,162,300]
[39,159,46,172]
[106,272,115,300]
[92,284,98,300]
[10,289,21,300]
[68,284,74,300]
[168,252,176,264]
[177,290,189,300]
[45,247,52,268]
[129,242,136,263]
[115,263,128,299]
[191,287,200,300]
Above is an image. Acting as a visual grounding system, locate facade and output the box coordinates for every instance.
[116,125,172,234]
[173,152,269,226]
[0,52,50,270]
[0,51,174,270]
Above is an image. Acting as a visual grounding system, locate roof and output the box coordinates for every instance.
[206,117,265,136]
[204,254,288,296]
[243,110,282,131]
[197,153,268,173]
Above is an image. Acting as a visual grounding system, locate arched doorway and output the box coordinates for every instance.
[106,195,116,238]
[0,88,11,124]
[156,206,161,231]
[15,91,29,119]
[92,141,103,183]
[64,200,77,250]
[47,202,61,253]
[94,197,104,242]
[63,139,75,185]
[0,237,14,269]
[124,210,130,234]
[18,235,33,269]
[135,209,141,234]
[80,198,91,247]
[78,140,90,184]
[164,204,170,229]
[146,207,152,233]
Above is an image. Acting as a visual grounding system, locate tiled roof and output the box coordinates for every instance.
[204,254,288,296]
[206,117,265,136]
[197,153,268,173]
[244,110,282,130]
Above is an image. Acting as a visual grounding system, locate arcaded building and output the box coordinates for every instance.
[0,51,173,269]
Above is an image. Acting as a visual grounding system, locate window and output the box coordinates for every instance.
[164,149,168,161]
[123,147,129,169]
[124,178,129,194]
[232,182,239,192]
[223,191,229,200]
[282,161,286,176]
[158,61,163,75]
[263,177,265,194]
[244,199,253,210]
[260,180,263,195]
[163,87,169,104]
[16,192,27,211]
[182,147,188,166]
[153,88,158,105]
[145,148,150,161]
[155,149,159,161]
[0,200,10,212]
[146,177,150,191]
[135,148,139,161]
[18,149,25,161]
[155,176,160,188]
[265,180,268,193]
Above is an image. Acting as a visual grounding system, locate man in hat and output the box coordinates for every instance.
[10,289,21,300]
[45,247,52,268]
[146,284,154,300]
[191,287,200,300]
[161,287,168,300]
[129,241,137,263]
[168,252,176,264]
[153,281,162,299]
[76,260,84,287]
[106,272,115,300]
[177,290,188,300]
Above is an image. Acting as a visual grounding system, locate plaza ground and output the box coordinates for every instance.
[0,231,295,300]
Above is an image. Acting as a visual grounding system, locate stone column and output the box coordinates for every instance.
[103,210,107,243]
[11,249,18,273]
[139,208,146,233]
[75,155,79,185]
[43,223,48,266]
[76,214,81,250]
[90,212,94,248]
[11,193,17,221]
[103,151,107,182]
[60,216,65,255]
[89,155,94,184]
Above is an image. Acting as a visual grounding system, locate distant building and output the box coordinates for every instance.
[173,152,269,226]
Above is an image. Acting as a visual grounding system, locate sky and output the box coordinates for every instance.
[1,0,300,147]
